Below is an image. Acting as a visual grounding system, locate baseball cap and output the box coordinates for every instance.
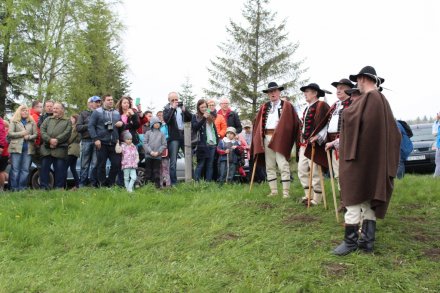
[89,96,101,102]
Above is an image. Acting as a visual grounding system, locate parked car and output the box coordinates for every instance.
[405,123,436,173]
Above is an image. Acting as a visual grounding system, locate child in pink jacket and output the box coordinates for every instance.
[121,131,139,192]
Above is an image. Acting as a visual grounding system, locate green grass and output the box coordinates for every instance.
[0,175,439,292]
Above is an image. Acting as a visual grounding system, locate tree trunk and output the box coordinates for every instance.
[0,19,11,117]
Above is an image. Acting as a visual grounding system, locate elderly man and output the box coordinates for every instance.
[217,97,242,134]
[298,83,330,205]
[77,96,101,187]
[309,79,354,193]
[39,102,72,189]
[333,66,401,255]
[163,92,192,186]
[252,82,300,198]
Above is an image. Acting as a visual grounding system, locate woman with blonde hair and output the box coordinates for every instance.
[8,105,37,191]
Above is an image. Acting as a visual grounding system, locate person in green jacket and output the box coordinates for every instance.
[40,102,72,189]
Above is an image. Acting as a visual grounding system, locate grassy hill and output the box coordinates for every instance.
[0,175,439,292]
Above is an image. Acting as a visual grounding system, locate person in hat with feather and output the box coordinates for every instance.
[308,79,355,208]
[332,66,401,256]
[251,82,300,198]
[297,83,330,205]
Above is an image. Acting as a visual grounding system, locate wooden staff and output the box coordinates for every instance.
[326,149,340,223]
[249,154,258,192]
[307,144,316,208]
[318,166,327,210]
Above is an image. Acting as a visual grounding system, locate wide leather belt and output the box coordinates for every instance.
[265,129,275,135]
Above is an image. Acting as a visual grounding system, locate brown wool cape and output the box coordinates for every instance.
[339,89,401,219]
[251,101,300,165]
[304,101,331,168]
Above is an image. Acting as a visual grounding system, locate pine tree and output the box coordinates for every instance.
[179,76,196,113]
[205,0,306,119]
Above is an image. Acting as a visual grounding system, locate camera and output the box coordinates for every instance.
[178,101,184,107]
[105,121,113,131]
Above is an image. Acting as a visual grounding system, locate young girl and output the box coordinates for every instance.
[121,131,139,192]
[217,127,242,184]
[143,117,166,188]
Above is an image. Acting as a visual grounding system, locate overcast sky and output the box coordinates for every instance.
[119,0,440,120]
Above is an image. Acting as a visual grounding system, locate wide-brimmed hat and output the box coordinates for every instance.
[262,82,285,93]
[349,66,385,85]
[226,127,237,136]
[331,78,354,88]
[300,83,326,97]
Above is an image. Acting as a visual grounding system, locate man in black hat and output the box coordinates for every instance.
[309,79,354,197]
[297,83,330,205]
[333,66,401,256]
[251,82,300,198]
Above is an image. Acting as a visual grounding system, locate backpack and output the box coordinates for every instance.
[397,120,413,138]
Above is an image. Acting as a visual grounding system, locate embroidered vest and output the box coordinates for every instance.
[262,100,284,132]
[302,102,318,140]
[327,97,353,134]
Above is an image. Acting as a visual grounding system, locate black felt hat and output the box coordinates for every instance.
[331,78,354,88]
[349,66,385,85]
[300,83,326,97]
[262,82,285,93]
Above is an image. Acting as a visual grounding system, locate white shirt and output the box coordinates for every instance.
[301,100,319,134]
[328,101,343,133]
[265,100,281,129]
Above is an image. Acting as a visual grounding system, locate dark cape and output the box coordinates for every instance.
[304,100,331,168]
[251,100,300,166]
[339,89,401,219]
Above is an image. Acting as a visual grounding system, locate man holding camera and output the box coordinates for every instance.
[88,94,124,187]
[163,92,192,186]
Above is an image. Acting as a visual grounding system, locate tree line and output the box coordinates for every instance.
[0,0,129,116]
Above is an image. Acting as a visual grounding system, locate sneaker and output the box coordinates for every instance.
[267,191,278,197]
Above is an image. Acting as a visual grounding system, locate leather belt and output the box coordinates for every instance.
[265,129,275,135]
[328,133,339,141]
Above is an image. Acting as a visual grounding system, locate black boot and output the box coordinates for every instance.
[332,224,359,256]
[358,220,376,253]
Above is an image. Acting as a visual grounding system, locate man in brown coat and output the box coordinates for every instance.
[251,82,300,198]
[333,66,401,256]
[297,83,330,205]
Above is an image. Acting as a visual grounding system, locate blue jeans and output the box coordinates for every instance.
[435,148,440,177]
[168,138,184,185]
[9,153,32,191]
[123,168,137,192]
[40,156,67,189]
[79,140,97,187]
[396,157,405,179]
[218,161,236,183]
[195,145,216,181]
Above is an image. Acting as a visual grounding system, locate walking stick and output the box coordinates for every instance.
[326,149,340,223]
[318,166,327,210]
[226,150,230,184]
[307,144,316,209]
[249,154,258,192]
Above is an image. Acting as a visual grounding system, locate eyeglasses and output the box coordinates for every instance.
[94,101,102,103]
[171,99,178,102]
[208,104,215,106]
